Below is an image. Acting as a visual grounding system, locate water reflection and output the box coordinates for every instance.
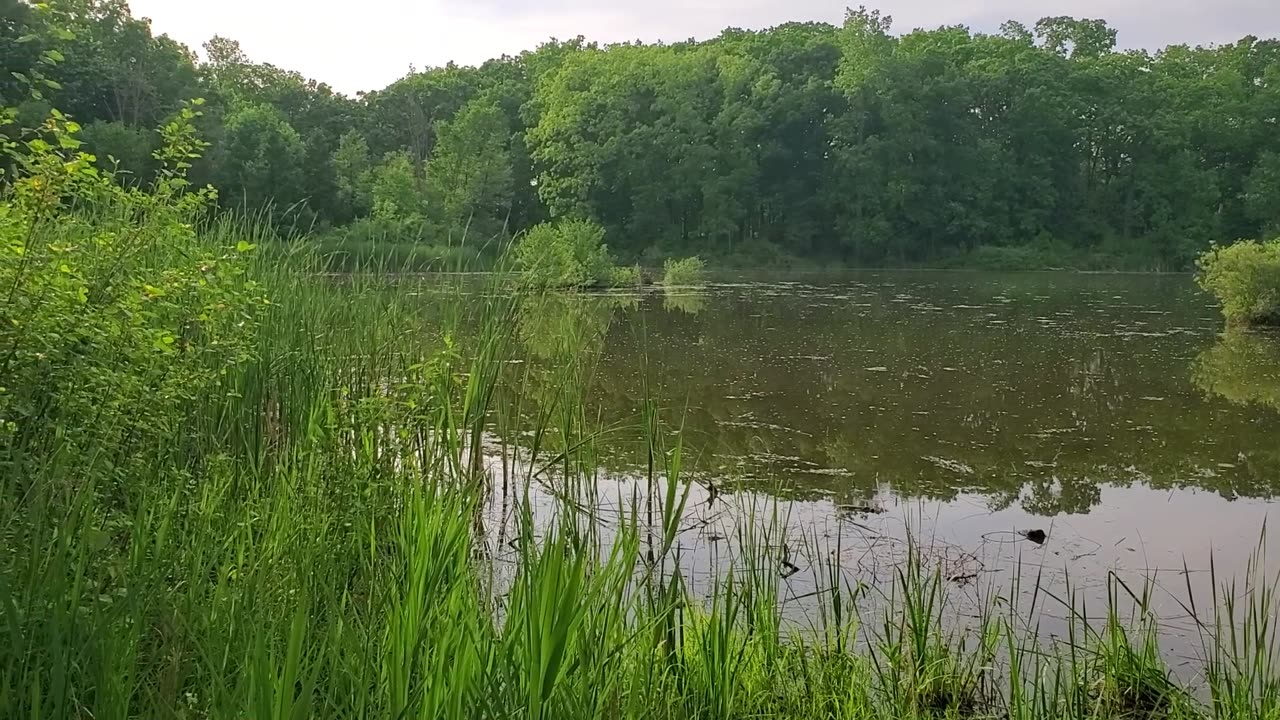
[517,293,633,360]
[478,275,1280,666]
[510,273,1280,515]
[1194,329,1280,412]
[663,287,706,315]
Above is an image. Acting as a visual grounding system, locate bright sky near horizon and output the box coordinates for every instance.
[127,0,1280,95]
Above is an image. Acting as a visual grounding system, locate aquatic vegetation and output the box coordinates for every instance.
[608,263,644,288]
[514,218,643,289]
[663,256,707,286]
[1197,239,1280,326]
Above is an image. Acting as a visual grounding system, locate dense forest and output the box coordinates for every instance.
[3,0,1280,269]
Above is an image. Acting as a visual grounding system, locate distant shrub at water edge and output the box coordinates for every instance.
[607,264,643,288]
[663,256,706,286]
[1197,239,1280,326]
[515,218,614,288]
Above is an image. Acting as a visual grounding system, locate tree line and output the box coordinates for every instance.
[4,0,1280,269]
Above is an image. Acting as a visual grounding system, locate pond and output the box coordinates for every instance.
[589,273,1280,495]
[493,271,1280,662]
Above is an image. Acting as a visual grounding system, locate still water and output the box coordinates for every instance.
[500,272,1280,658]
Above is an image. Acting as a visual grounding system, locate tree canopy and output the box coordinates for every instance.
[3,1,1280,269]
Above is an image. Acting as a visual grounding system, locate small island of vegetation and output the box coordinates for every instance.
[512,217,702,290]
[1198,239,1280,327]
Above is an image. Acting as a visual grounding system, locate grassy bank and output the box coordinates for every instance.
[4,262,1278,719]
[306,226,1183,276]
[311,236,493,273]
[3,115,1279,720]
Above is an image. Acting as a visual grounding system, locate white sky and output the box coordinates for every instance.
[128,0,1280,96]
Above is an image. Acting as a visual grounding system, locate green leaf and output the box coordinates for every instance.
[235,240,257,253]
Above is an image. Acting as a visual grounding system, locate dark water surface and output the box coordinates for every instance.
[531,272,1280,500]
[495,271,1280,659]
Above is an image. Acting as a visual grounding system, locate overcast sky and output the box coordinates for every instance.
[127,0,1280,95]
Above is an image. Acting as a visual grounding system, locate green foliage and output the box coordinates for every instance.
[369,150,426,221]
[314,230,484,272]
[1,98,262,480]
[425,96,514,238]
[1244,152,1280,238]
[77,119,157,181]
[663,256,707,286]
[6,3,1280,267]
[514,217,613,288]
[332,130,373,219]
[214,102,305,213]
[1197,239,1280,326]
[607,263,643,288]
[2,97,1279,720]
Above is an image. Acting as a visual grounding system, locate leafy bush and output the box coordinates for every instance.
[607,264,643,288]
[515,218,614,288]
[1,101,265,479]
[79,119,158,182]
[663,256,707,286]
[1197,239,1280,326]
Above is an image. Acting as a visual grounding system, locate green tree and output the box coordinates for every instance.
[1245,152,1280,237]
[201,35,357,224]
[369,150,426,222]
[332,130,373,220]
[425,97,514,238]
[213,103,305,215]
[1034,16,1117,59]
[78,119,156,181]
[363,65,479,164]
[10,0,1280,269]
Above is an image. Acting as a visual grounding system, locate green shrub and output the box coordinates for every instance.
[515,218,614,288]
[1196,239,1280,326]
[607,264,643,288]
[1,101,265,481]
[663,256,707,286]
